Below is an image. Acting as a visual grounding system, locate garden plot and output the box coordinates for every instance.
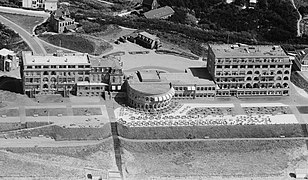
[0,108,19,117]
[72,107,103,116]
[25,107,67,117]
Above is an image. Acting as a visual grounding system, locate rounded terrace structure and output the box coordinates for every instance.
[127,80,175,111]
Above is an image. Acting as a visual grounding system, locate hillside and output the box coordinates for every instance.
[0,23,29,52]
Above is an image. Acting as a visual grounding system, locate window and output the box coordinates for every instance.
[78,65,84,68]
[240,65,246,68]
[217,65,222,68]
[43,66,49,69]
[278,65,283,68]
[59,65,66,68]
[248,65,253,68]
[232,65,238,68]
[27,66,32,69]
[270,65,275,68]
[51,65,56,68]
[35,66,41,69]
[225,65,230,68]
[262,65,268,68]
[255,65,260,68]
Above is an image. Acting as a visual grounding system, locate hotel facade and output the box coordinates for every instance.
[207,44,292,97]
[21,51,123,98]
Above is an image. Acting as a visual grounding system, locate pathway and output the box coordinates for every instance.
[0,15,47,55]
[290,0,303,37]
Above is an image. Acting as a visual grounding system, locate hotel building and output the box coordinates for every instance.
[21,51,123,98]
[207,44,292,97]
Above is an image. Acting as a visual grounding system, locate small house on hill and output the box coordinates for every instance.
[135,31,162,49]
[49,6,76,33]
[144,6,174,19]
[142,0,159,11]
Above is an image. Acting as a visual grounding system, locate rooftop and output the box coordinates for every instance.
[89,57,122,69]
[138,31,159,40]
[160,72,215,85]
[0,48,15,56]
[209,44,289,58]
[53,6,70,19]
[128,69,215,95]
[129,81,171,95]
[22,51,90,65]
[137,70,161,82]
[144,6,174,19]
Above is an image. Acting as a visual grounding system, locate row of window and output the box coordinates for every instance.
[218,82,289,89]
[174,86,215,91]
[26,65,90,69]
[216,64,291,69]
[174,93,215,98]
[78,86,105,90]
[216,76,289,82]
[59,21,74,27]
[216,70,290,76]
[217,90,289,96]
[26,84,73,90]
[215,58,289,64]
[129,99,169,110]
[25,71,91,76]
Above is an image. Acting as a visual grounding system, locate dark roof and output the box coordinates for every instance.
[53,6,70,19]
[144,6,174,19]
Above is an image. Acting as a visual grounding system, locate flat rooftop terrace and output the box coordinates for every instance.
[22,51,90,65]
[210,44,288,58]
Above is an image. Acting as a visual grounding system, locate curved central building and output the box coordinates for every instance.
[127,70,175,111]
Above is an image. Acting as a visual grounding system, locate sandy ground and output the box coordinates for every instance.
[0,137,101,148]
[121,139,308,180]
[0,138,116,180]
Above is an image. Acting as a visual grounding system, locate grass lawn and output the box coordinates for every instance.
[25,108,48,117]
[40,34,95,54]
[0,12,45,33]
[297,106,308,114]
[121,139,307,179]
[72,107,102,116]
[48,108,68,116]
[25,108,68,117]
